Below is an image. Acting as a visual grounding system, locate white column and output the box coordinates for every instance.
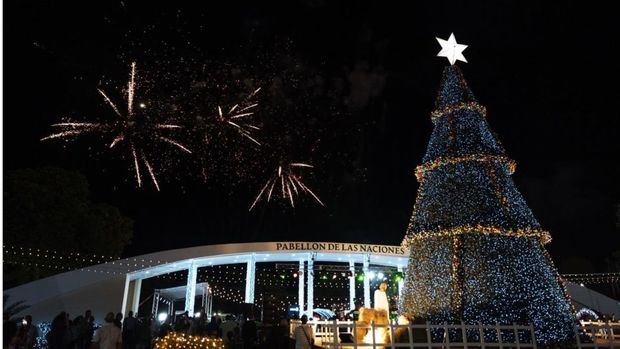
[349,260,356,310]
[208,293,213,318]
[363,254,371,308]
[201,285,206,312]
[121,274,131,314]
[307,253,315,317]
[298,260,305,315]
[397,266,404,301]
[205,284,212,319]
[245,254,256,303]
[131,278,142,314]
[185,261,198,313]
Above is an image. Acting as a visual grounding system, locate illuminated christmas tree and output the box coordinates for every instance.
[400,34,575,344]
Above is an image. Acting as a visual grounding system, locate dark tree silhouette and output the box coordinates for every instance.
[3,167,133,286]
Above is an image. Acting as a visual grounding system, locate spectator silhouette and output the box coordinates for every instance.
[92,312,122,349]
[122,311,137,349]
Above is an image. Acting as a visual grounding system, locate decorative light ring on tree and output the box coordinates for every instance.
[430,101,487,123]
[402,224,551,247]
[415,155,516,182]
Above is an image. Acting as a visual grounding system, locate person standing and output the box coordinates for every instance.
[173,312,188,333]
[220,315,237,346]
[157,319,172,338]
[205,316,219,337]
[149,316,158,339]
[135,317,151,349]
[92,313,122,349]
[114,314,123,330]
[266,318,288,349]
[82,310,94,349]
[48,312,71,349]
[4,319,19,349]
[18,315,38,349]
[232,327,242,349]
[122,311,137,349]
[69,316,84,349]
[278,318,290,349]
[293,315,314,349]
[241,317,256,349]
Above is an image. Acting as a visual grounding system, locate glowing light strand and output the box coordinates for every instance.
[400,65,575,345]
[154,332,224,349]
[430,101,486,123]
[415,154,516,182]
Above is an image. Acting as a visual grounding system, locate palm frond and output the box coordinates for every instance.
[3,294,30,320]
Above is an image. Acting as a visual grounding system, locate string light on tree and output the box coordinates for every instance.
[399,36,575,345]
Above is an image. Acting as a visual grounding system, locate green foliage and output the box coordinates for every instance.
[3,167,133,285]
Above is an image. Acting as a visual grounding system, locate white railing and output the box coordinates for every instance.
[290,319,537,348]
[574,320,620,348]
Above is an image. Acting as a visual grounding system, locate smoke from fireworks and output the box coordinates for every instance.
[249,162,324,211]
[41,62,191,191]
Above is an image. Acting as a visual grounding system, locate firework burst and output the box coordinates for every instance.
[214,87,262,146]
[41,62,191,190]
[249,162,324,211]
[190,85,264,185]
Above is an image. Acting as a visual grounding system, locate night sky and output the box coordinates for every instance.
[4,1,620,273]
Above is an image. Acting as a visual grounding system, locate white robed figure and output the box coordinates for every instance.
[373,282,389,312]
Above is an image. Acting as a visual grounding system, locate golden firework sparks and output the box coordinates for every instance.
[41,62,191,191]
[249,162,324,211]
[216,87,262,146]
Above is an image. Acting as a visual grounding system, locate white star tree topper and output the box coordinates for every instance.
[436,33,468,65]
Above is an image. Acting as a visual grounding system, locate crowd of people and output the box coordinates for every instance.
[3,310,316,349]
[3,310,153,349]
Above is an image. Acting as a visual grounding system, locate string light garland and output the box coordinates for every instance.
[154,332,224,349]
[415,154,516,182]
[562,272,620,285]
[4,246,394,277]
[208,285,244,303]
[3,244,170,270]
[2,258,345,288]
[5,251,400,310]
[430,101,487,123]
[4,247,398,289]
[34,323,51,349]
[575,308,599,320]
[400,65,575,345]
[402,225,551,247]
[4,245,117,261]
